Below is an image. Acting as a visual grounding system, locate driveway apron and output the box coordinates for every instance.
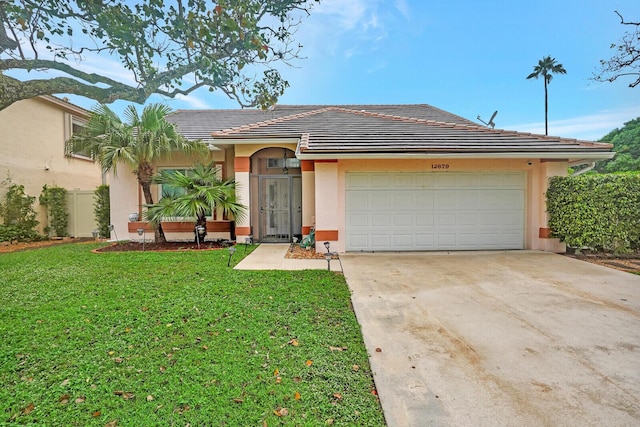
[340,250,640,427]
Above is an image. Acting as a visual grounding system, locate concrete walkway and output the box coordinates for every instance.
[234,243,331,270]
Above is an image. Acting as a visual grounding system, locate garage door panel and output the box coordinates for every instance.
[456,191,479,209]
[371,234,391,248]
[416,213,435,226]
[437,192,458,208]
[346,173,371,188]
[415,234,435,247]
[415,174,435,189]
[498,212,525,226]
[437,213,457,226]
[393,234,413,247]
[478,190,524,210]
[394,214,413,227]
[458,234,479,246]
[371,174,391,188]
[433,174,459,188]
[438,234,456,246]
[347,234,369,247]
[394,192,414,208]
[346,172,525,251]
[415,192,436,208]
[371,192,392,208]
[457,212,479,226]
[371,214,390,227]
[346,192,369,209]
[393,174,415,188]
[347,213,370,227]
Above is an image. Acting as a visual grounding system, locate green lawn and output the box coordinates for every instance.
[0,243,385,426]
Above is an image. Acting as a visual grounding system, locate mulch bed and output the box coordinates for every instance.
[285,244,327,259]
[0,237,93,254]
[565,250,640,274]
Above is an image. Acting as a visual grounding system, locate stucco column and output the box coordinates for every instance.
[314,160,339,252]
[234,156,251,242]
[538,160,567,253]
[301,160,316,237]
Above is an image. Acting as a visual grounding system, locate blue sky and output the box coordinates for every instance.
[16,0,640,141]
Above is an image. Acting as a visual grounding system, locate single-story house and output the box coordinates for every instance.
[111,104,613,253]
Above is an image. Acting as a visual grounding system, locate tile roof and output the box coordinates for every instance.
[166,104,473,140]
[166,104,613,156]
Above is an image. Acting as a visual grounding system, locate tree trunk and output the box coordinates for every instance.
[544,78,548,136]
[139,172,167,244]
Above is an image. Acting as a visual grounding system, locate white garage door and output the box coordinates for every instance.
[346,172,525,251]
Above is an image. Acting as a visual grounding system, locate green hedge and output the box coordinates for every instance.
[94,184,110,238]
[547,173,640,253]
[39,185,68,237]
[0,224,43,242]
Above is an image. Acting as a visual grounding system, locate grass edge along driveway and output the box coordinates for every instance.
[0,243,385,426]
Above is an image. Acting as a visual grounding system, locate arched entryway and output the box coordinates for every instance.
[249,148,302,243]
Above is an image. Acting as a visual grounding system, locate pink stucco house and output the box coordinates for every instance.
[110,104,613,253]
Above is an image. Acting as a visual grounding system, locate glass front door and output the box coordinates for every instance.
[260,177,291,242]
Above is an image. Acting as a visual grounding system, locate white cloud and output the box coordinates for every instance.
[299,0,391,59]
[313,0,369,31]
[173,93,212,110]
[506,106,640,141]
[394,0,411,20]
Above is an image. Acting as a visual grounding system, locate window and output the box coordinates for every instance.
[159,168,190,199]
[267,158,300,169]
[64,113,92,158]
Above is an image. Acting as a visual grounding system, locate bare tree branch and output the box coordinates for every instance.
[0,0,319,110]
[594,11,640,88]
[615,10,640,26]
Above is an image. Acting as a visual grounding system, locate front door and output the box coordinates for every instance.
[259,176,301,242]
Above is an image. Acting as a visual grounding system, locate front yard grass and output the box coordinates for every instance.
[0,243,385,426]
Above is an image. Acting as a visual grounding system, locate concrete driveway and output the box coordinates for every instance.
[340,251,640,427]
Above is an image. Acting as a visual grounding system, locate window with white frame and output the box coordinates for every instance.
[64,113,92,158]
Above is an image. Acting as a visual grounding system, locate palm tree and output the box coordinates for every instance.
[70,103,207,243]
[145,162,246,242]
[526,56,567,135]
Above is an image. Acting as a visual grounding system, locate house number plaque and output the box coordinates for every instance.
[430,163,450,170]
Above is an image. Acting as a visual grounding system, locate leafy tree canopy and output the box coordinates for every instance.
[0,0,319,110]
[595,117,640,172]
[594,11,640,88]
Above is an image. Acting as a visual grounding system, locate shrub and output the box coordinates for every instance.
[39,185,69,237]
[547,173,640,253]
[0,224,43,242]
[0,177,42,242]
[94,185,110,238]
